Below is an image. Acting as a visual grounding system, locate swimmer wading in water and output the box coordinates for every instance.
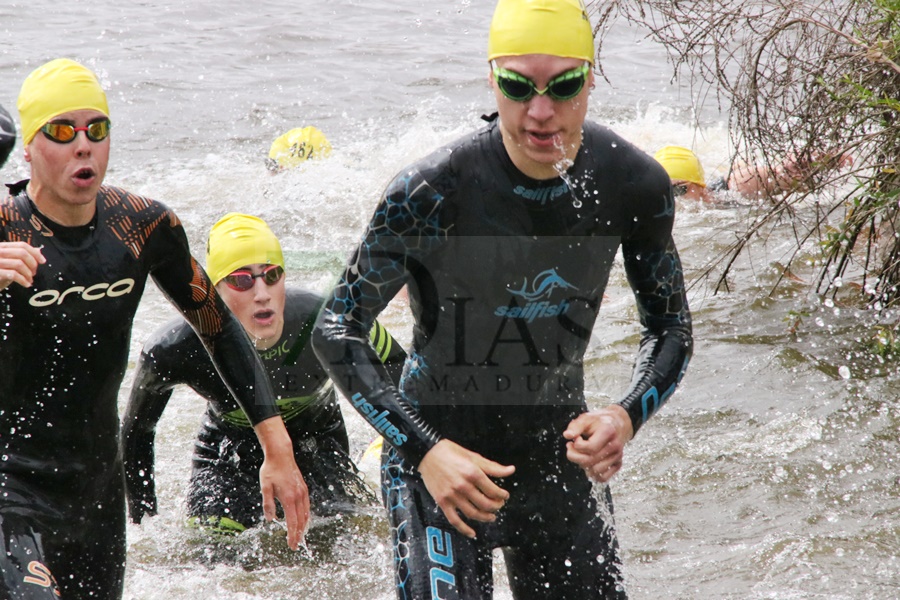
[313,1,693,598]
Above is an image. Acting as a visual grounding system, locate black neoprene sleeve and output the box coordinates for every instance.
[313,311,441,467]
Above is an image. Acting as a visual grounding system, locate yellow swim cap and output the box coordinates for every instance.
[488,0,594,64]
[654,145,706,187]
[206,213,285,285]
[266,126,332,171]
[17,58,109,146]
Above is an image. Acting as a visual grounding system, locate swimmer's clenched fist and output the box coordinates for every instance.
[0,241,45,289]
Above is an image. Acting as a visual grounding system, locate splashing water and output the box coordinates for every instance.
[559,170,583,209]
[552,138,582,208]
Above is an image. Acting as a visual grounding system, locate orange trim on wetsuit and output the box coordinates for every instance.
[0,181,280,598]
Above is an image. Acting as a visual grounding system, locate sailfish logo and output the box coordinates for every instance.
[509,269,578,301]
[495,269,577,322]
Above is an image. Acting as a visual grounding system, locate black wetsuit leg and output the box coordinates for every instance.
[295,434,377,515]
[0,516,61,599]
[502,485,627,599]
[0,474,125,600]
[188,435,265,530]
[382,446,494,599]
[381,445,627,600]
[46,499,126,600]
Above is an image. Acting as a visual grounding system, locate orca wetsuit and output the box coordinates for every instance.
[313,118,693,599]
[121,288,406,531]
[0,182,281,599]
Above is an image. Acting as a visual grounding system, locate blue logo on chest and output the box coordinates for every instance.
[495,268,577,322]
[512,183,570,205]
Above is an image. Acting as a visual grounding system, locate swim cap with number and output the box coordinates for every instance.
[266,126,332,171]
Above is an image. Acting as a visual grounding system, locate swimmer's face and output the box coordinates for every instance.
[217,263,287,350]
[673,180,714,203]
[24,108,110,225]
[491,54,592,180]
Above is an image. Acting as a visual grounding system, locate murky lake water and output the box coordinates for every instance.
[1,1,897,598]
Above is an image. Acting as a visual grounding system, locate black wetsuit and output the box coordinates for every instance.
[121,288,405,531]
[0,182,280,600]
[313,118,693,599]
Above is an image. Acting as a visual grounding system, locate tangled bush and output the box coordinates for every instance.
[591,0,900,308]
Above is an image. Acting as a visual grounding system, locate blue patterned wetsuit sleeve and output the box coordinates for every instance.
[313,168,445,467]
[617,186,693,435]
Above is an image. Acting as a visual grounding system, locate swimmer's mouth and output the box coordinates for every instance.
[254,309,274,320]
[74,168,95,180]
[527,130,561,145]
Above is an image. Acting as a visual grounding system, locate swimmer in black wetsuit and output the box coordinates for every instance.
[122,213,405,533]
[312,1,693,598]
[0,59,307,600]
[0,103,14,169]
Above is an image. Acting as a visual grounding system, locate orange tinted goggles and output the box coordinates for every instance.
[40,119,111,143]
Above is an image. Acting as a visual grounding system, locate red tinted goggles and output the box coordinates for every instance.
[222,264,284,292]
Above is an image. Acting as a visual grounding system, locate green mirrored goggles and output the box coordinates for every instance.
[492,62,590,102]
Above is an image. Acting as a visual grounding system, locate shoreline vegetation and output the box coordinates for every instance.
[591,0,900,348]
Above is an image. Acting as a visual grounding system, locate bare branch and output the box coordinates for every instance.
[593,0,900,308]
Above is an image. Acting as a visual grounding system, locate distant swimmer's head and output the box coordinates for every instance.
[487,0,594,64]
[654,145,706,188]
[206,213,285,286]
[17,58,109,146]
[0,104,16,169]
[266,126,332,172]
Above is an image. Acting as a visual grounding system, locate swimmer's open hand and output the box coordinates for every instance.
[255,417,310,551]
[418,439,515,539]
[0,241,46,290]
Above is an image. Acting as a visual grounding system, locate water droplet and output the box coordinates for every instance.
[838,365,851,379]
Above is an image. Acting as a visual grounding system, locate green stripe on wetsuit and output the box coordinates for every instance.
[221,322,391,428]
[368,320,394,361]
[221,382,334,428]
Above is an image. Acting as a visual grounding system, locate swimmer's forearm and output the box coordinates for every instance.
[205,310,281,425]
[313,310,441,466]
[616,326,693,435]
